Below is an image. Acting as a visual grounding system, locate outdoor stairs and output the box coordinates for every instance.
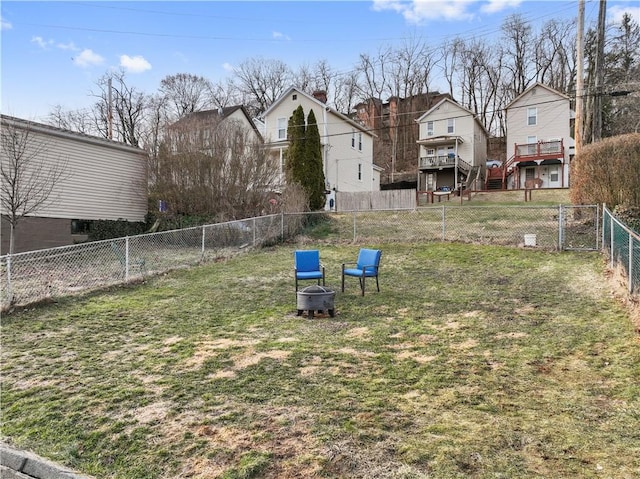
[486,178,503,190]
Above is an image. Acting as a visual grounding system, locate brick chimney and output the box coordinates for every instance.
[312,90,328,104]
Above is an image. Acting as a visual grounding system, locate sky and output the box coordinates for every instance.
[1,0,638,122]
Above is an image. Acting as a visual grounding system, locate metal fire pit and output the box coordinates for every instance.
[296,285,335,318]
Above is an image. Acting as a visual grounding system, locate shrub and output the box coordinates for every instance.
[570,133,640,210]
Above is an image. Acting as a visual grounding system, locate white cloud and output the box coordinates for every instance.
[32,36,53,49]
[1,16,12,30]
[273,31,291,41]
[56,42,78,51]
[608,4,640,25]
[73,49,105,67]
[372,0,476,24]
[480,0,523,14]
[222,62,235,72]
[119,54,152,73]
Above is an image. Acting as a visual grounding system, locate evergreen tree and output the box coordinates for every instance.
[285,105,306,188]
[305,109,326,210]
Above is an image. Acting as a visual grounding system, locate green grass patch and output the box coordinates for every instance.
[2,242,639,478]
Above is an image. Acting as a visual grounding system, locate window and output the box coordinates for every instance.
[550,167,559,182]
[351,131,356,148]
[527,108,537,126]
[358,163,362,181]
[358,133,363,151]
[426,148,435,156]
[525,168,535,181]
[277,118,287,140]
[447,119,455,134]
[527,135,537,154]
[427,121,434,136]
[292,94,297,100]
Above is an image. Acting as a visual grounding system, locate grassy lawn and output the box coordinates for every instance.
[1,242,639,478]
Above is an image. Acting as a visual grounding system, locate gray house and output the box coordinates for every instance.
[1,115,148,254]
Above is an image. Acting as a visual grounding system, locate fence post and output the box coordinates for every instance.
[125,236,130,282]
[629,232,634,294]
[558,205,564,251]
[441,206,446,242]
[6,254,12,305]
[610,212,615,269]
[252,218,257,246]
[281,212,285,243]
[353,211,357,242]
[201,225,206,258]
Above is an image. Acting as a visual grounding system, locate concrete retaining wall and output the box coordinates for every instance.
[0,443,94,479]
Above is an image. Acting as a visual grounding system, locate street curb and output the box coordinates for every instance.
[0,443,95,479]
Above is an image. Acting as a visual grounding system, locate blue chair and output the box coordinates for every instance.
[294,250,325,291]
[341,248,382,296]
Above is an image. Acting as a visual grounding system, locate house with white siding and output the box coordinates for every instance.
[504,82,573,189]
[260,87,380,210]
[416,98,488,193]
[1,114,148,253]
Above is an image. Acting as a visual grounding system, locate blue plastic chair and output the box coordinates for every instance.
[294,250,325,291]
[341,248,382,296]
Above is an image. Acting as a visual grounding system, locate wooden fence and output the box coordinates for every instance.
[335,189,416,211]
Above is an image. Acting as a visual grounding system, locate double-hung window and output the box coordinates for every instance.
[447,119,455,134]
[358,133,362,151]
[351,131,356,149]
[277,118,287,140]
[427,121,434,136]
[527,108,537,126]
[358,163,362,181]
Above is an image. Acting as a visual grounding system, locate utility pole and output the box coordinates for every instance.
[575,0,585,154]
[592,0,607,143]
[108,77,113,140]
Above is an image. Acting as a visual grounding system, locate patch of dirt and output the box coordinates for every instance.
[345,327,370,339]
[232,349,292,370]
[182,337,261,370]
[134,401,171,424]
[450,339,478,350]
[395,351,437,363]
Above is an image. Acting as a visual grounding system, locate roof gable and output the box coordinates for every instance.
[506,82,569,109]
[262,86,374,137]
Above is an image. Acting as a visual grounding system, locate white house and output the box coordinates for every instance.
[415,98,488,192]
[505,82,573,189]
[1,114,148,253]
[260,87,380,210]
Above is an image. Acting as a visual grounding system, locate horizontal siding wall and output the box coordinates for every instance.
[1,124,147,221]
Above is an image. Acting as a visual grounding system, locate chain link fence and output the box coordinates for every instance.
[602,205,640,295]
[289,205,599,251]
[1,205,600,310]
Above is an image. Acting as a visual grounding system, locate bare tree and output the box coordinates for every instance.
[159,73,213,120]
[91,70,148,147]
[1,116,68,254]
[501,14,535,98]
[234,58,292,116]
[47,105,97,135]
[153,115,278,220]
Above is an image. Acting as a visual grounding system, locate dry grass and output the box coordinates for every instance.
[1,242,639,478]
